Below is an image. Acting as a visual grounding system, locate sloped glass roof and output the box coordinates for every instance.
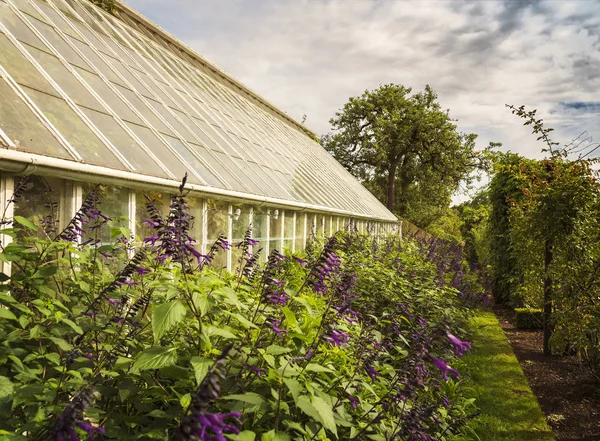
[0,0,397,221]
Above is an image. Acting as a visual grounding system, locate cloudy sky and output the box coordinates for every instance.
[127,0,600,177]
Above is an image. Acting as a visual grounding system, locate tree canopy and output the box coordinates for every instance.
[321,84,481,227]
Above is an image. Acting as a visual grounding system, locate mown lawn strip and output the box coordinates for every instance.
[454,310,555,441]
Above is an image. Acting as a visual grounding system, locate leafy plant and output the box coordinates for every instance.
[0,177,479,440]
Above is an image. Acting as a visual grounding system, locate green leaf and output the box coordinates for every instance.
[18,315,29,329]
[0,308,17,321]
[283,378,301,404]
[228,312,258,329]
[13,216,37,231]
[0,376,13,402]
[296,396,322,424]
[180,393,191,409]
[312,395,337,438]
[61,318,83,335]
[31,266,58,279]
[281,307,298,330]
[132,346,177,372]
[0,273,9,282]
[304,363,333,373]
[222,392,265,406]
[191,291,211,315]
[260,430,290,441]
[152,301,187,342]
[190,356,212,385]
[44,353,61,366]
[206,325,238,340]
[230,431,255,441]
[266,345,292,356]
[48,337,71,353]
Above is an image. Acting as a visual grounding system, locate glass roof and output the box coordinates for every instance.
[0,0,397,221]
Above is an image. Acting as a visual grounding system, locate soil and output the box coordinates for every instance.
[494,306,600,441]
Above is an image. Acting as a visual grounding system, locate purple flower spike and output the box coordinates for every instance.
[293,256,308,267]
[271,319,288,339]
[143,220,160,228]
[326,330,350,347]
[346,394,360,409]
[249,365,267,377]
[432,358,460,380]
[447,333,471,357]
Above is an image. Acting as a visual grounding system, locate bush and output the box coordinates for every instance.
[514,308,543,330]
[0,178,480,440]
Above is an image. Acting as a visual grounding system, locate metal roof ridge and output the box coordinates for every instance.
[115,0,319,140]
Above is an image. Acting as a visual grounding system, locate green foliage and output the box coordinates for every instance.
[321,84,483,227]
[425,208,463,245]
[474,105,600,377]
[89,0,117,14]
[0,183,479,440]
[514,309,543,330]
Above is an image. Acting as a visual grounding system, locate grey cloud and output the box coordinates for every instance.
[125,0,600,158]
[559,102,600,113]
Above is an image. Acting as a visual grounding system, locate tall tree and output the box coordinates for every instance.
[321,84,481,226]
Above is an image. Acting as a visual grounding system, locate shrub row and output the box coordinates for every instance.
[0,180,479,440]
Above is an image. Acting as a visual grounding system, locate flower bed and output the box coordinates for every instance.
[0,180,481,440]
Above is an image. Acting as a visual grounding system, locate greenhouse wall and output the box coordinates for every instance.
[0,172,400,273]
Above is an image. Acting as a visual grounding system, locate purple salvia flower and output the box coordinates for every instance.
[271,319,288,339]
[170,346,241,441]
[44,388,102,441]
[346,394,360,409]
[447,333,471,357]
[326,330,350,347]
[432,358,460,380]
[293,256,308,267]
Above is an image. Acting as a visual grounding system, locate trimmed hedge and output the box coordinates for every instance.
[514,308,543,330]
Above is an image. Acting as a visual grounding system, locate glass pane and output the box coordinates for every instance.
[23,85,126,168]
[67,35,123,84]
[284,210,294,251]
[75,68,142,124]
[162,137,222,187]
[187,196,203,249]
[13,175,67,239]
[125,122,195,183]
[135,189,169,242]
[206,199,228,269]
[116,86,173,135]
[0,33,56,95]
[210,151,249,193]
[0,5,45,48]
[82,182,128,244]
[24,44,103,110]
[147,100,195,139]
[294,213,305,252]
[27,17,88,68]
[231,203,251,272]
[79,106,166,176]
[252,208,268,262]
[0,80,69,158]
[183,142,237,189]
[106,57,155,101]
[269,210,282,253]
[13,0,46,22]
[232,156,265,195]
[34,0,72,31]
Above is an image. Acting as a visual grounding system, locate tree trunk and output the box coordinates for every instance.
[543,239,553,356]
[386,161,398,211]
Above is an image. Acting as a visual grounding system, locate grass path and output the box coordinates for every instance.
[454,310,556,441]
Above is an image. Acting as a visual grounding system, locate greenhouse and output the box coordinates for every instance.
[0,0,398,270]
